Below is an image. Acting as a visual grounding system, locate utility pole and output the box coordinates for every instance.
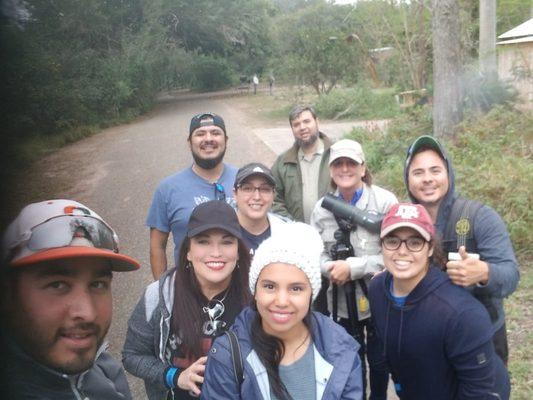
[479,0,497,78]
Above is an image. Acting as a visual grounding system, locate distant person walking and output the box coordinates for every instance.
[268,74,275,95]
[252,74,259,95]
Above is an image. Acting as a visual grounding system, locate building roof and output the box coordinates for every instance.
[498,18,533,40]
[498,36,533,45]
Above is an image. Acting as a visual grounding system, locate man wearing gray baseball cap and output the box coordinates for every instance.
[1,199,139,399]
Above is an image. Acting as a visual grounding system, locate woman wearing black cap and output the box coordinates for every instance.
[123,201,251,400]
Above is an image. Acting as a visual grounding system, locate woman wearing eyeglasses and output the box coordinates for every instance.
[310,139,397,400]
[232,162,287,256]
[123,201,251,400]
[368,203,510,400]
[201,222,363,399]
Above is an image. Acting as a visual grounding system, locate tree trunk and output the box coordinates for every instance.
[431,0,463,138]
[479,0,497,78]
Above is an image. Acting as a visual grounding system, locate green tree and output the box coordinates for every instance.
[497,0,532,34]
[273,2,360,94]
[345,0,432,90]
[148,0,274,76]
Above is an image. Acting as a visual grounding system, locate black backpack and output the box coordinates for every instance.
[442,196,484,254]
[225,330,244,389]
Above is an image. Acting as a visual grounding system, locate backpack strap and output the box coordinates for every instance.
[225,330,244,387]
[444,197,484,251]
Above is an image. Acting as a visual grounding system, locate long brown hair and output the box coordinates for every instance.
[430,237,447,269]
[250,300,314,400]
[170,236,251,360]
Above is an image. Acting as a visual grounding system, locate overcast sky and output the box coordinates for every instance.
[335,0,357,4]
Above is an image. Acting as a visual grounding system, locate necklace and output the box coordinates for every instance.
[202,288,229,336]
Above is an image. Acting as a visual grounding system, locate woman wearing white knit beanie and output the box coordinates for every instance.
[202,222,364,400]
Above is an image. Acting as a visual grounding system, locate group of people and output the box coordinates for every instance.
[0,108,519,400]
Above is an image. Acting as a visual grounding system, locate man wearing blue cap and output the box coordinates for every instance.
[404,135,519,365]
[146,113,237,280]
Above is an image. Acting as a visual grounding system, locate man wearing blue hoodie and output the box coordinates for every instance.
[403,135,520,365]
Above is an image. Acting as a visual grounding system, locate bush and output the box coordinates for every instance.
[190,56,237,92]
[462,68,519,113]
[345,106,532,255]
[314,85,400,120]
[452,107,532,254]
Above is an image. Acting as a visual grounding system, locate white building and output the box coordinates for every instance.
[497,18,533,108]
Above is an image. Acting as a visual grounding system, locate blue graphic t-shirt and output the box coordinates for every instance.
[146,164,237,264]
[241,226,271,256]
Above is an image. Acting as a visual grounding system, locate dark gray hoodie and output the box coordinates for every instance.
[2,334,131,400]
[403,136,519,332]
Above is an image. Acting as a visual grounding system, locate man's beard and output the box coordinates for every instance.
[296,131,319,149]
[192,148,226,170]
[10,320,106,375]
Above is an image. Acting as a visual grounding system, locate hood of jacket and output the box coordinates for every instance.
[142,267,176,362]
[403,138,457,235]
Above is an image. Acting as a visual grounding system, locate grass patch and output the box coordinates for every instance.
[255,84,402,122]
[314,85,401,120]
[506,259,533,400]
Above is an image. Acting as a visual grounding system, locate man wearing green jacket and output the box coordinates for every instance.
[271,106,333,224]
[271,106,333,314]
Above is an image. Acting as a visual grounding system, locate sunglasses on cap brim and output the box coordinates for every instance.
[20,215,119,255]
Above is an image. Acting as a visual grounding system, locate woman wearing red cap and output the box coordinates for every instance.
[123,200,251,400]
[368,203,510,400]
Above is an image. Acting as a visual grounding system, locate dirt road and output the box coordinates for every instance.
[11,94,395,399]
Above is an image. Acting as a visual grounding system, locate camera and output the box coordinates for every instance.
[330,229,353,261]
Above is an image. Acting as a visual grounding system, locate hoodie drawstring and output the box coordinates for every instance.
[383,302,391,358]
[397,307,405,358]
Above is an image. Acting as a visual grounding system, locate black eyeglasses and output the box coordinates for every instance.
[382,236,427,252]
[238,184,274,195]
[214,183,226,201]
